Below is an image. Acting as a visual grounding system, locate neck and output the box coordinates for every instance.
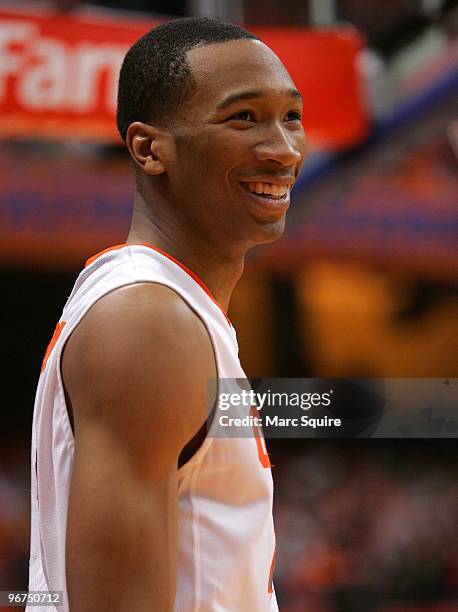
[126,192,245,312]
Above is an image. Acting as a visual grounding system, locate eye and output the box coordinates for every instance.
[286,110,302,122]
[228,110,255,122]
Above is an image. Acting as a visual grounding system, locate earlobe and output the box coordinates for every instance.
[126,122,166,176]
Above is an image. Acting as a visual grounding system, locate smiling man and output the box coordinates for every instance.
[27,17,306,612]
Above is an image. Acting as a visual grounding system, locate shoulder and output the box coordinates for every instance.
[62,282,216,458]
[64,282,214,376]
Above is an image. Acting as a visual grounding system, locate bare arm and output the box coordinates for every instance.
[61,283,216,611]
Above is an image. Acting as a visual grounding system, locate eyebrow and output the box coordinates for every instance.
[215,88,303,111]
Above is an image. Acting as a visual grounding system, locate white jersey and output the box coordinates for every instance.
[28,243,278,612]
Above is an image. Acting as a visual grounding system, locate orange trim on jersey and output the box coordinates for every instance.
[268,544,276,594]
[41,321,66,372]
[84,242,232,324]
[84,244,128,267]
[250,405,271,468]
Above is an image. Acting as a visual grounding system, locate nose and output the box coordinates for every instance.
[253,122,304,167]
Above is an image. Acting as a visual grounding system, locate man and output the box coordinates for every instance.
[28,17,306,611]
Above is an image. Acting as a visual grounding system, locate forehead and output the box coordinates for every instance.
[185,39,297,110]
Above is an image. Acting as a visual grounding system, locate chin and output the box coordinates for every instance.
[252,216,287,245]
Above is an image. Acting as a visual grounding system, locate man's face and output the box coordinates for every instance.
[165,38,307,255]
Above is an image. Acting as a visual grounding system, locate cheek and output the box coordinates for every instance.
[175,127,239,192]
[196,150,232,195]
[296,128,308,158]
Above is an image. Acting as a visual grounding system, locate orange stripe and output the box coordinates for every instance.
[41,321,66,372]
[85,242,232,324]
[250,405,271,468]
[268,543,276,593]
[141,243,232,325]
[84,243,128,267]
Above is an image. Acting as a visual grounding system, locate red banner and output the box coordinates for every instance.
[0,5,367,149]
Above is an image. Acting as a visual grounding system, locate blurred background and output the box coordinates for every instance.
[0,0,457,610]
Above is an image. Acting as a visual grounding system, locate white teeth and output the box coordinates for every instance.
[243,182,288,197]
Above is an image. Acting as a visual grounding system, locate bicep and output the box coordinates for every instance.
[66,420,178,611]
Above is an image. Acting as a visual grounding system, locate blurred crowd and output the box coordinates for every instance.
[272,441,457,611]
[0,442,30,598]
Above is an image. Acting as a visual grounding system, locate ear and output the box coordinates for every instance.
[126,122,166,176]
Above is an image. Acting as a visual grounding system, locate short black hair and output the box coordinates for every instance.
[116,17,260,142]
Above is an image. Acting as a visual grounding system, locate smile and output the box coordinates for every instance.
[239,181,289,199]
[237,180,290,220]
